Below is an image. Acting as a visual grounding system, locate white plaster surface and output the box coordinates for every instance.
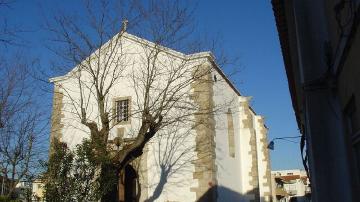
[51,32,271,202]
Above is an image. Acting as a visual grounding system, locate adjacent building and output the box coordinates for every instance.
[272,0,360,201]
[50,31,272,201]
[31,179,44,202]
[271,170,310,202]
[13,180,44,202]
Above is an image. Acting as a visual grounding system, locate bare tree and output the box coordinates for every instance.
[0,0,24,46]
[45,0,236,200]
[0,1,46,200]
[0,56,46,198]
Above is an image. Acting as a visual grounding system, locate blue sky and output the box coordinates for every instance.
[195,1,302,170]
[1,0,302,170]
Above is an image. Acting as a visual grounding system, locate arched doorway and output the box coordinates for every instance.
[118,165,138,202]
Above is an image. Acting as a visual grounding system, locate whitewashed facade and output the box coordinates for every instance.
[50,32,272,202]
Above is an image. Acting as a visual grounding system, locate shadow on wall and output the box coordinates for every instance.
[145,173,265,202]
[198,185,265,202]
[144,165,170,202]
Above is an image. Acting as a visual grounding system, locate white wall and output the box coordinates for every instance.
[52,32,270,202]
[212,70,247,201]
[53,35,213,202]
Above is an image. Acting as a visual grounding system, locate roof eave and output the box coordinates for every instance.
[272,0,303,131]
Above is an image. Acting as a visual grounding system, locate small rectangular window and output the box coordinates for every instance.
[116,99,129,123]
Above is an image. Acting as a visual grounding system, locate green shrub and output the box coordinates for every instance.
[0,195,21,202]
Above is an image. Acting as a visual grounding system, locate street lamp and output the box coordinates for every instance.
[267,136,302,150]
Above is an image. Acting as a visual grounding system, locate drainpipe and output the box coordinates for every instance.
[292,0,354,201]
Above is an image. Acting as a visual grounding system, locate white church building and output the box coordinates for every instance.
[49,31,272,202]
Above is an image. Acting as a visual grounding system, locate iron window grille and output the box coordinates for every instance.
[116,99,129,123]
